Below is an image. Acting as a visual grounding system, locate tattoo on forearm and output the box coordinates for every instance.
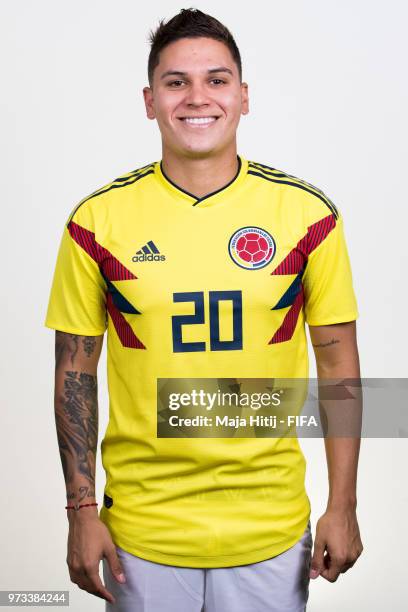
[55,332,79,367]
[70,336,79,365]
[82,336,97,357]
[55,370,98,498]
[312,338,340,348]
[78,484,95,502]
[66,485,96,503]
[55,333,65,368]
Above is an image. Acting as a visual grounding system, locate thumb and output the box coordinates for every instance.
[105,545,126,584]
[310,539,325,579]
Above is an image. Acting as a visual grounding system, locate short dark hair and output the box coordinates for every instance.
[147,8,242,85]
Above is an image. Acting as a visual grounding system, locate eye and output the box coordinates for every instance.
[167,80,185,87]
[210,78,226,85]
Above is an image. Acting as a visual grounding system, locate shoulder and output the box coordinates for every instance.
[66,161,156,227]
[247,159,339,221]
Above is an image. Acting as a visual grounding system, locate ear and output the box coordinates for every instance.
[240,82,249,115]
[143,86,156,120]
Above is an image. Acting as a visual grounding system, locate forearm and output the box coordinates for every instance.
[324,438,360,512]
[318,359,361,510]
[310,322,362,512]
[55,369,98,502]
[54,332,102,516]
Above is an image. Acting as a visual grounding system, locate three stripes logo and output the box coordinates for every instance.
[132,240,166,262]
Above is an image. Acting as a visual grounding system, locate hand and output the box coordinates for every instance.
[309,507,363,582]
[67,511,126,603]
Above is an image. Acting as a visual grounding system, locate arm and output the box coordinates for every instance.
[308,321,364,582]
[55,331,125,603]
[55,332,102,515]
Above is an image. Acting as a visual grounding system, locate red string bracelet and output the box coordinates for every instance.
[65,502,98,511]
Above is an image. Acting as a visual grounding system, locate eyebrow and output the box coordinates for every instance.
[160,67,234,79]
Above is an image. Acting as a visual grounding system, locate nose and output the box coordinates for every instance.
[184,80,210,108]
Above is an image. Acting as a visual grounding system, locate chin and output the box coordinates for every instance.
[179,139,223,157]
[182,147,219,159]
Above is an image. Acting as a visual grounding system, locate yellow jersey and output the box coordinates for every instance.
[45,155,358,567]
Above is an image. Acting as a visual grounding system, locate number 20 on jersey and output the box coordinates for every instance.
[172,290,243,353]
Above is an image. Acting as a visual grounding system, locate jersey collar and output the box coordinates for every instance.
[154,154,248,208]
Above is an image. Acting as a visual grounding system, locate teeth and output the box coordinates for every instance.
[183,117,216,124]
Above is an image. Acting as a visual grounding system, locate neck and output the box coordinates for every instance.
[161,145,240,199]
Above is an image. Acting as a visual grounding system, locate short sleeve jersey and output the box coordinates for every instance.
[45,155,358,567]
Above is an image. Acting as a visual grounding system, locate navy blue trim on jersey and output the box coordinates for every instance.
[272,274,303,310]
[104,276,141,314]
[66,165,155,226]
[248,168,339,219]
[159,164,199,200]
[249,161,337,205]
[160,155,242,205]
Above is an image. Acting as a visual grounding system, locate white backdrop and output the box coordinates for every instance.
[1,1,407,610]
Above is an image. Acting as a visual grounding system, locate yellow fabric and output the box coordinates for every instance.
[45,155,358,567]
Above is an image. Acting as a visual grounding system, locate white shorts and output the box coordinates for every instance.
[103,521,312,612]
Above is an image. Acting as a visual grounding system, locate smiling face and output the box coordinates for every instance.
[143,37,249,159]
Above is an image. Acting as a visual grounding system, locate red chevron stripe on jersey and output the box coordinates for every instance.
[268,214,335,343]
[68,220,137,281]
[271,213,336,276]
[106,293,146,349]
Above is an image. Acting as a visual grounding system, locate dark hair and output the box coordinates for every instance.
[147,8,242,85]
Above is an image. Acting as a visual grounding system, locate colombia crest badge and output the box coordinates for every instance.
[228,226,276,270]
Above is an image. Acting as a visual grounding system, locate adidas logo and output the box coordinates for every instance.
[132,240,166,262]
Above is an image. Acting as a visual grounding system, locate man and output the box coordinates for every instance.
[45,8,363,611]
